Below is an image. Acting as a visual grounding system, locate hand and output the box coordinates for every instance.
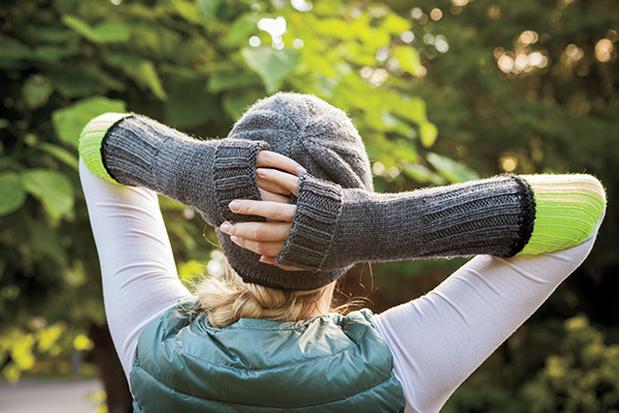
[219,151,303,271]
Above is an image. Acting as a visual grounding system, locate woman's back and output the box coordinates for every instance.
[130,298,405,412]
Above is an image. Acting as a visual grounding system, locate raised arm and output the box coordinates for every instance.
[372,192,607,413]
[79,158,192,379]
[79,112,271,227]
[274,172,607,270]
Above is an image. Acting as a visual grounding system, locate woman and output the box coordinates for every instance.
[79,93,606,412]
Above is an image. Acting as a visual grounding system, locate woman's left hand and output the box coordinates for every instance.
[218,151,303,271]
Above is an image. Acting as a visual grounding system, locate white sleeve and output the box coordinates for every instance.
[373,207,606,413]
[79,159,193,380]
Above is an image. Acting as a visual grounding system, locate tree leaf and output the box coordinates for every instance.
[62,15,130,43]
[22,75,53,109]
[37,143,79,170]
[0,35,32,61]
[402,163,446,185]
[52,96,126,147]
[21,169,74,222]
[103,52,166,99]
[393,46,422,76]
[197,0,223,23]
[222,89,264,120]
[0,173,26,216]
[419,122,438,148]
[426,152,479,183]
[224,14,259,45]
[164,76,217,128]
[47,64,124,98]
[207,71,260,93]
[241,47,299,93]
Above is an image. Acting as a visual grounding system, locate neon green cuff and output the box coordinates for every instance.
[79,112,133,184]
[518,174,607,255]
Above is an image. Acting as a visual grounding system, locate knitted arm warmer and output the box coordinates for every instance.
[276,172,607,271]
[79,112,269,226]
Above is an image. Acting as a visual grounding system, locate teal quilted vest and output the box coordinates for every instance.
[129,298,405,412]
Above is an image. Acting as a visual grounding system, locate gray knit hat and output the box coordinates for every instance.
[216,92,373,290]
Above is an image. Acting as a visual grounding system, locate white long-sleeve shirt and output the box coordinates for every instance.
[79,159,605,413]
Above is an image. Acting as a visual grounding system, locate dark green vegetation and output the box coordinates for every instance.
[1,0,617,411]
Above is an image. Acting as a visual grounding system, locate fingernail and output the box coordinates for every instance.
[220,222,233,234]
[229,200,241,212]
[230,235,240,244]
[297,166,306,174]
[257,168,268,177]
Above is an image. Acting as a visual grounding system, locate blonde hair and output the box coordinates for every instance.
[195,262,361,328]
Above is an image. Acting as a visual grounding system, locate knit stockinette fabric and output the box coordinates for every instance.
[102,115,269,226]
[276,172,537,271]
[276,171,607,271]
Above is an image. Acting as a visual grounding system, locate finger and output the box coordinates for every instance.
[257,168,300,197]
[229,236,282,256]
[258,188,290,203]
[256,150,306,175]
[257,177,292,196]
[229,199,296,221]
[259,256,304,271]
[219,221,291,241]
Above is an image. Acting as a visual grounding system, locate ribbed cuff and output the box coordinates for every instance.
[79,112,134,184]
[213,139,271,224]
[276,173,344,270]
[504,174,537,256]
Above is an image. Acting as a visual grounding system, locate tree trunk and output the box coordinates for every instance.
[89,323,133,413]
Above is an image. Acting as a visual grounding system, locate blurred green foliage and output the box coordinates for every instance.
[0,0,618,411]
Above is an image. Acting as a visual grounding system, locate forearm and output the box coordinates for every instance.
[79,113,269,226]
[277,172,607,270]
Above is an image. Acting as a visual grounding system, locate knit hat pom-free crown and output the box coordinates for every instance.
[227,92,374,192]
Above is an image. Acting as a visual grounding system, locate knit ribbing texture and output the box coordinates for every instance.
[277,173,538,271]
[102,115,269,226]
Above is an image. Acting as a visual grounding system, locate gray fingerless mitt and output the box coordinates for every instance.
[276,172,536,271]
[100,115,270,226]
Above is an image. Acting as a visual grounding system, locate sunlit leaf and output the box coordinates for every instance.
[207,71,260,93]
[393,46,422,76]
[427,152,479,183]
[0,173,26,216]
[52,96,126,147]
[419,122,438,147]
[73,334,94,351]
[62,15,130,43]
[225,14,259,45]
[381,14,410,33]
[21,169,74,222]
[402,163,446,185]
[241,47,300,93]
[37,324,64,352]
[178,260,206,283]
